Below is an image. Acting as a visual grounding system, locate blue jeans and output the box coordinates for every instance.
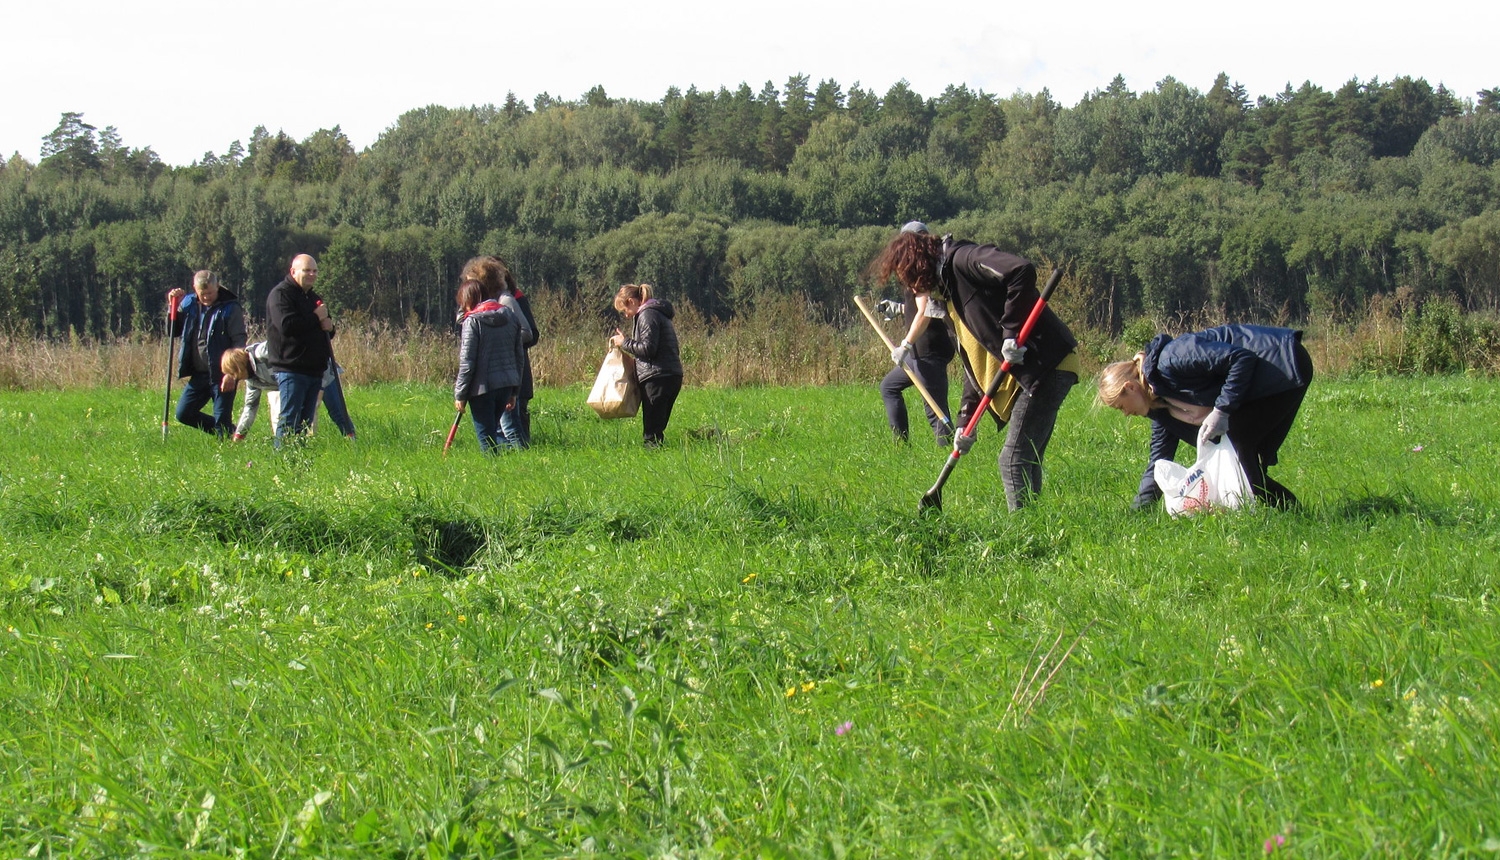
[320,372,356,437]
[274,371,322,447]
[499,395,527,449]
[468,387,519,453]
[177,373,236,437]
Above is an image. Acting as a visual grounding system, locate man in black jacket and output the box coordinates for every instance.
[266,254,333,446]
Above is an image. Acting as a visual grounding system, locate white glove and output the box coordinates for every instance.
[890,340,913,365]
[954,432,976,455]
[1198,408,1230,445]
[1000,337,1027,365]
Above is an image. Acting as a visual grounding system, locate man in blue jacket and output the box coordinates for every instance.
[167,270,246,437]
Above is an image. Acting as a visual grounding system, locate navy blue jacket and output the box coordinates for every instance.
[1136,325,1309,505]
[172,288,246,381]
[1142,325,1309,413]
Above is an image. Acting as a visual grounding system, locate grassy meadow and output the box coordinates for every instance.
[1,375,1497,857]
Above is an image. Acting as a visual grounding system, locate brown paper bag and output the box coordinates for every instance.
[586,346,640,418]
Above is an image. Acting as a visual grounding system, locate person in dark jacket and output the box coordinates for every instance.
[609,283,682,447]
[881,273,955,446]
[265,254,334,446]
[166,270,246,437]
[1097,324,1314,509]
[873,223,1081,510]
[461,255,538,447]
[453,277,527,453]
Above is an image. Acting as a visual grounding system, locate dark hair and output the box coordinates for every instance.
[871,231,943,295]
[455,279,485,313]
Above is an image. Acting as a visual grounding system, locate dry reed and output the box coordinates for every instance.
[1,295,1490,392]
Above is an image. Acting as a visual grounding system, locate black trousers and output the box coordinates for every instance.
[640,375,683,445]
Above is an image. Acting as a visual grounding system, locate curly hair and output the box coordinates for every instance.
[460,256,510,299]
[871,231,943,295]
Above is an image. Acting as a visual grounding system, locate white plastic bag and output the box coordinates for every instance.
[1153,436,1254,517]
[586,346,640,419]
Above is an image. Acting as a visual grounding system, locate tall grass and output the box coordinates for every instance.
[5,291,1497,391]
[1,376,1496,857]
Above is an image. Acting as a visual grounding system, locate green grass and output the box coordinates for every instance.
[1,378,1497,857]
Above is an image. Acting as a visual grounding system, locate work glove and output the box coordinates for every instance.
[1198,408,1230,445]
[1000,337,1027,365]
[890,340,913,365]
[875,299,903,320]
[954,432,976,455]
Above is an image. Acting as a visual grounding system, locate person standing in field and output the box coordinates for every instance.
[880,223,955,447]
[872,222,1080,510]
[609,283,682,447]
[265,254,334,446]
[461,255,537,447]
[167,270,247,437]
[1097,324,1314,509]
[452,276,527,453]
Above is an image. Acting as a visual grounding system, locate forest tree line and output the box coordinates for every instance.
[2,73,1499,341]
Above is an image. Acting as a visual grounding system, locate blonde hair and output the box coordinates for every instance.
[1096,354,1159,409]
[613,283,654,313]
[220,347,250,380]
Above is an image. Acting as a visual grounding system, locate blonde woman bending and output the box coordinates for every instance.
[1098,324,1313,509]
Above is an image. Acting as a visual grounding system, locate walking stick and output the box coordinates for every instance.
[853,295,953,433]
[443,404,466,457]
[919,266,1065,512]
[161,294,178,440]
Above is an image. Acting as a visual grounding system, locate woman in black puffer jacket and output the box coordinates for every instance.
[609,283,683,447]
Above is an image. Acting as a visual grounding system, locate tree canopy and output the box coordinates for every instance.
[2,73,1498,339]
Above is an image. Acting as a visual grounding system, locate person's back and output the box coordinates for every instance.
[462,300,524,394]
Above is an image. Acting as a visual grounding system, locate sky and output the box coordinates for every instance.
[6,0,1496,167]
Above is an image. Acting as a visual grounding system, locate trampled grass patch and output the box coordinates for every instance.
[0,378,1496,856]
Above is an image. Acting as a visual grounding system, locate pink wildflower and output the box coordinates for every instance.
[835,720,853,736]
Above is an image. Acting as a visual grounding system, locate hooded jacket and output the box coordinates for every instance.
[619,298,682,382]
[938,238,1076,393]
[454,297,525,401]
[172,287,246,381]
[266,278,333,376]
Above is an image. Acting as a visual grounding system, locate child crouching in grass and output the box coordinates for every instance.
[221,344,356,440]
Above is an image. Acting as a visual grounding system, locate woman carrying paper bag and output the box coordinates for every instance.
[1097,324,1314,510]
[608,284,683,447]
